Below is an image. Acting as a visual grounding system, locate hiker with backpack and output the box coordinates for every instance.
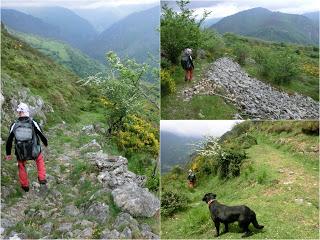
[187,169,196,188]
[181,48,194,82]
[5,103,48,192]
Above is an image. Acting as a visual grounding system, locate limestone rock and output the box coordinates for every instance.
[112,183,160,217]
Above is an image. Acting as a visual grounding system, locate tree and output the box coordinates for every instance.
[161,0,210,64]
[82,51,159,133]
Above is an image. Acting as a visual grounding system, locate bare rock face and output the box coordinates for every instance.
[183,57,319,120]
[111,183,160,218]
[2,87,54,126]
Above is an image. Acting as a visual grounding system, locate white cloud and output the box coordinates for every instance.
[190,0,319,19]
[1,0,159,9]
[161,120,243,138]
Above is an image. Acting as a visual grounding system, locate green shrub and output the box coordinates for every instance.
[268,123,293,134]
[161,191,189,216]
[161,57,172,69]
[302,121,319,135]
[217,148,247,179]
[145,166,160,193]
[255,49,300,85]
[161,0,209,64]
[233,43,250,66]
[199,30,225,60]
[235,134,257,149]
[161,69,176,96]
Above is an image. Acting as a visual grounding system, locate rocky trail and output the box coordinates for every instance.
[1,123,160,239]
[183,57,319,119]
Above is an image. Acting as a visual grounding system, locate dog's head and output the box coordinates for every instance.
[202,193,217,203]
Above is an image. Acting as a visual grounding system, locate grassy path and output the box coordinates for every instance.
[161,59,237,119]
[161,138,319,239]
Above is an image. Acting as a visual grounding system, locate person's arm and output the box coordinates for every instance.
[190,56,194,69]
[6,123,15,156]
[32,120,48,146]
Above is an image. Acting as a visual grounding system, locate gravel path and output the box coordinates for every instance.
[183,57,319,119]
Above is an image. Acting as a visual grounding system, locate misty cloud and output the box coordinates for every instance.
[1,0,158,9]
[161,120,242,138]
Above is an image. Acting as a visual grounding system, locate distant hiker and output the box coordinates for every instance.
[187,169,196,188]
[5,103,48,192]
[181,48,194,82]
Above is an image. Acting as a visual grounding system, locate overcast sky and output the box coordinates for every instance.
[161,120,242,138]
[1,0,158,9]
[163,0,319,19]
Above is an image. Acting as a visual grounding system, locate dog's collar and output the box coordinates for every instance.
[208,199,216,206]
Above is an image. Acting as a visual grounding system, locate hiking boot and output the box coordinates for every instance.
[21,186,29,192]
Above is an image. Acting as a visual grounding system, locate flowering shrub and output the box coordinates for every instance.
[116,115,159,156]
[192,136,247,179]
[302,63,319,77]
[161,69,176,96]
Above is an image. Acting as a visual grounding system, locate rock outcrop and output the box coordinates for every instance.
[86,151,146,189]
[112,183,160,217]
[86,150,159,218]
[183,57,319,119]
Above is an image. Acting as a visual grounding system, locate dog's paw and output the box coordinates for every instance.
[241,232,252,238]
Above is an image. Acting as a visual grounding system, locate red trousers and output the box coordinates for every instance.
[18,153,46,187]
[185,68,193,81]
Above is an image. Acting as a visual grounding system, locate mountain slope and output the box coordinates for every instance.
[73,3,157,33]
[3,7,98,50]
[11,30,104,78]
[84,6,160,63]
[1,24,84,126]
[211,7,319,45]
[1,9,60,39]
[161,131,201,173]
[303,11,319,28]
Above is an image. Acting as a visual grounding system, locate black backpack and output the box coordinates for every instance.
[13,119,40,160]
[187,173,196,182]
[181,55,192,70]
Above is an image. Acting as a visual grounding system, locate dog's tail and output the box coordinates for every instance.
[251,212,264,229]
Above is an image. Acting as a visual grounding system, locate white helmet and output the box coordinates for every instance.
[16,102,30,116]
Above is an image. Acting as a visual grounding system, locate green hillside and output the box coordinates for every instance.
[11,30,104,78]
[1,24,86,126]
[161,121,319,239]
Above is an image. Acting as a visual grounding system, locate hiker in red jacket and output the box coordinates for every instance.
[5,103,48,192]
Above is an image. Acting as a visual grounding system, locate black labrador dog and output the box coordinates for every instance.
[202,193,264,238]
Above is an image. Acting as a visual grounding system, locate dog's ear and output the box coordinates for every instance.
[202,193,209,202]
[213,193,217,199]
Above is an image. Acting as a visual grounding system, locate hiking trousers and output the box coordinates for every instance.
[185,68,193,81]
[18,153,46,187]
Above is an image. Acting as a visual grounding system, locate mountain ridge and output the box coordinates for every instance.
[211,7,319,45]
[84,6,160,63]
